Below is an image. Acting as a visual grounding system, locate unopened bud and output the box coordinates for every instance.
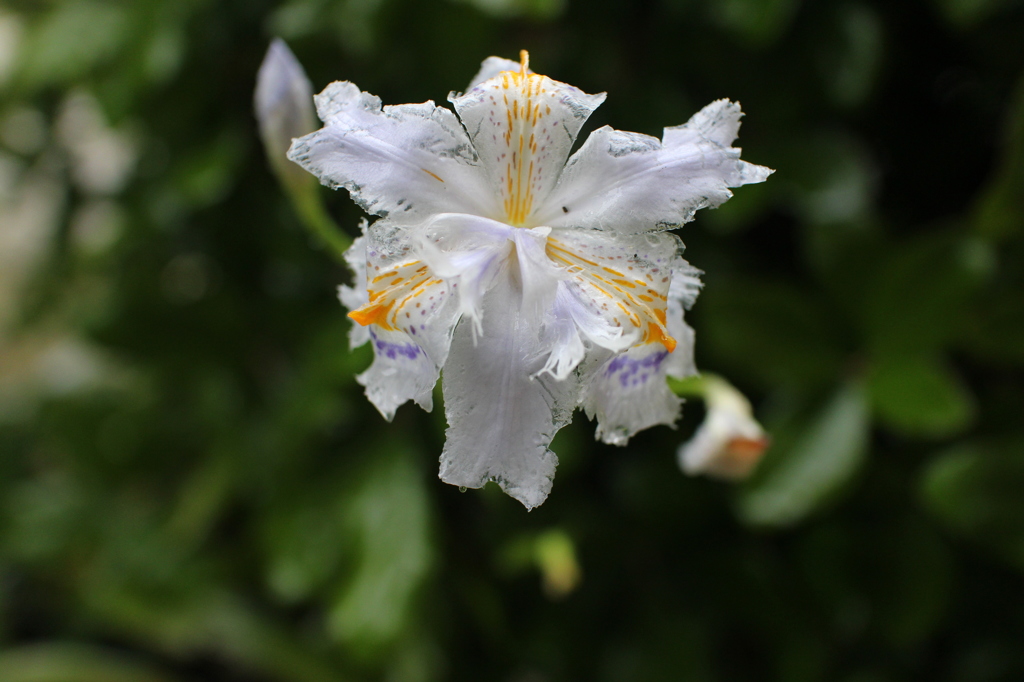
[678,376,769,480]
[255,39,317,194]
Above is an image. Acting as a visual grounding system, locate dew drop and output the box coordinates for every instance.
[458,486,468,493]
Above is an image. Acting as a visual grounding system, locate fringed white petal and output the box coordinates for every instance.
[465,56,527,90]
[338,222,371,349]
[582,344,681,446]
[537,100,773,233]
[439,281,579,510]
[581,256,701,445]
[343,221,461,419]
[287,82,498,224]
[450,57,605,226]
[358,327,439,420]
[663,258,702,379]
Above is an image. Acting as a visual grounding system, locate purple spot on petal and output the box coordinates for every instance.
[606,350,669,387]
[369,330,423,361]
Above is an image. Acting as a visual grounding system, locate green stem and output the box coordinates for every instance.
[668,374,708,398]
[290,183,352,260]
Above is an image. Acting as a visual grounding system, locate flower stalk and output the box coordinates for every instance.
[255,39,350,258]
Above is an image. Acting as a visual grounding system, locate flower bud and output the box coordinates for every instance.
[678,376,769,480]
[255,39,317,195]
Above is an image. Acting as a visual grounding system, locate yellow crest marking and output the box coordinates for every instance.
[546,238,676,352]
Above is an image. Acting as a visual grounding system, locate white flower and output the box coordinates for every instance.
[677,375,769,480]
[288,52,772,508]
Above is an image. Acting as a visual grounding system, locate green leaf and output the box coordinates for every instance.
[814,3,883,109]
[452,0,567,20]
[15,2,128,89]
[920,438,1024,571]
[0,643,179,682]
[711,0,802,47]
[699,278,845,391]
[867,354,976,438]
[738,381,870,527]
[328,445,433,654]
[974,71,1024,240]
[860,233,993,355]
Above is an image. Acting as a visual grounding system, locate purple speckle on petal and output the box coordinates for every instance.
[605,350,669,387]
[369,330,423,361]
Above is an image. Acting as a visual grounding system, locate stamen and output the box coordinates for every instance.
[520,50,529,76]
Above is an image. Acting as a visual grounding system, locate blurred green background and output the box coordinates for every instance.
[2,0,1024,680]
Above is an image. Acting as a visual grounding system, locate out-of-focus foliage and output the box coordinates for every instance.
[0,0,1023,680]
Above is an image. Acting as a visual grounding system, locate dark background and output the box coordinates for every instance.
[1,0,1023,680]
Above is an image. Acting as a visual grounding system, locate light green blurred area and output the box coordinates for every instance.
[0,0,1023,680]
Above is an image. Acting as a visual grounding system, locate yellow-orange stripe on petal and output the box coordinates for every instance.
[493,51,556,226]
[545,236,676,352]
[348,259,443,332]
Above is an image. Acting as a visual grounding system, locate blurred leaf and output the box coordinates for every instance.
[974,71,1024,241]
[920,438,1024,571]
[535,529,581,599]
[867,353,976,438]
[711,0,802,47]
[738,381,869,527]
[861,233,993,355]
[931,0,1018,26]
[78,573,346,682]
[262,490,346,604]
[173,129,245,208]
[267,0,331,40]
[0,642,179,682]
[784,131,878,227]
[14,2,128,89]
[699,278,845,390]
[451,0,567,20]
[332,0,389,54]
[329,445,432,654]
[814,3,883,109]
[3,474,88,564]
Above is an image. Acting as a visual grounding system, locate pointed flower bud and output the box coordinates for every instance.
[255,39,350,257]
[255,38,317,195]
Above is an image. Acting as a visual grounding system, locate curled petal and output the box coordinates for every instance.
[538,99,773,233]
[415,213,514,334]
[450,54,605,226]
[415,214,563,337]
[288,82,498,224]
[536,290,587,380]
